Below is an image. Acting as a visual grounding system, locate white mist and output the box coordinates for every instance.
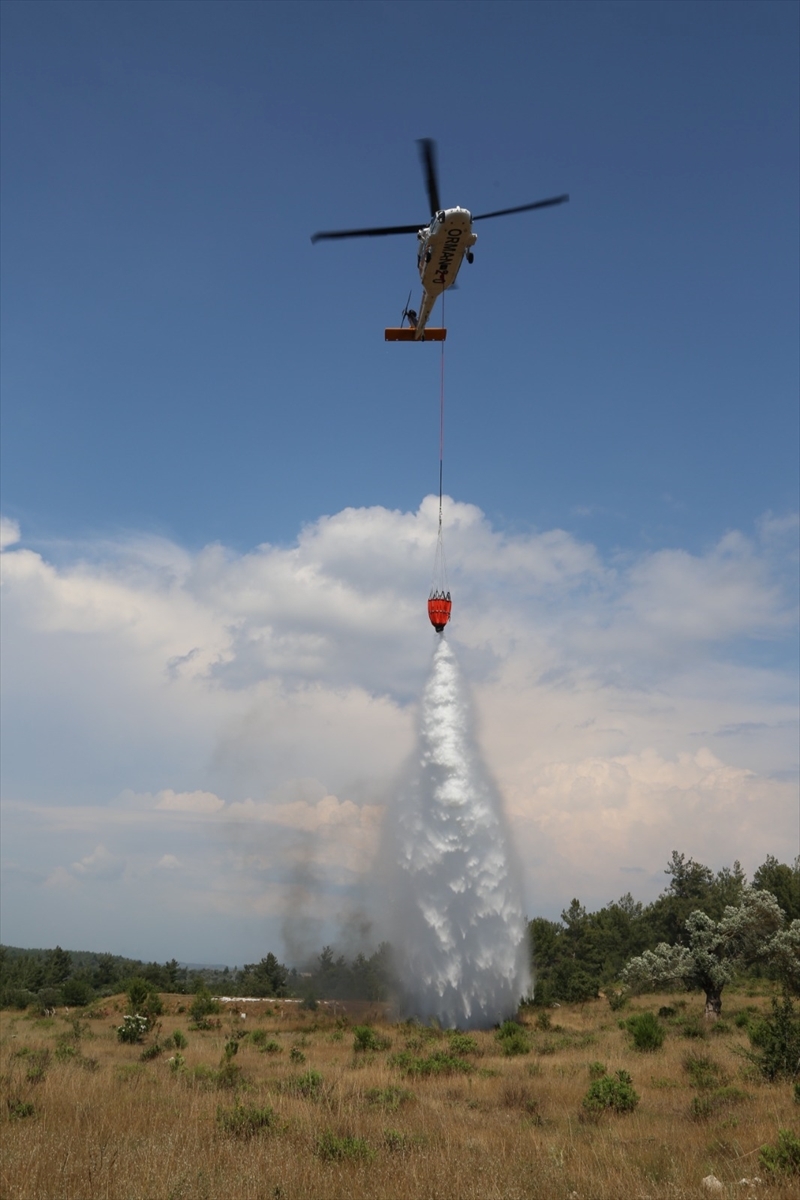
[386,637,530,1027]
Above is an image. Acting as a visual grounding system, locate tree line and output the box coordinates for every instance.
[0,940,396,1010]
[1,851,796,1012]
[530,852,798,1004]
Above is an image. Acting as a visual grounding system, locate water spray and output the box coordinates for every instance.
[386,638,530,1027]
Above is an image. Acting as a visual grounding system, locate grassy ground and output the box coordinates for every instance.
[1,988,797,1199]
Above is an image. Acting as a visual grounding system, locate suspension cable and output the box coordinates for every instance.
[428,288,448,597]
[427,287,451,627]
[439,287,445,532]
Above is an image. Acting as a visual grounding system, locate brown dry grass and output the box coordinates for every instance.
[1,989,797,1199]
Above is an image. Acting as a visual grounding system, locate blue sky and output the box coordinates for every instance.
[1,1,798,964]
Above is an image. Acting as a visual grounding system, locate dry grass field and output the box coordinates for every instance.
[1,988,797,1200]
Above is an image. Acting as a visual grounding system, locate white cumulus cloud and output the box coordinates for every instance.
[1,500,796,962]
[0,516,21,550]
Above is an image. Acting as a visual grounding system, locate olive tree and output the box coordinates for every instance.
[765,922,800,994]
[621,887,787,1019]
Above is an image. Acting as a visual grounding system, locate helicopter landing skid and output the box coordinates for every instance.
[384,328,447,342]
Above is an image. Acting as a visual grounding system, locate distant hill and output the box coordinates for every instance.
[1,946,228,971]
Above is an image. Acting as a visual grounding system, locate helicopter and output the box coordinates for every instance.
[311,139,568,340]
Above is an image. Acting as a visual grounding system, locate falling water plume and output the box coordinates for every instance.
[386,637,530,1028]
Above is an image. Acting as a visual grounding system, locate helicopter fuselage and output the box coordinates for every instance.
[418,207,476,291]
[412,207,477,338]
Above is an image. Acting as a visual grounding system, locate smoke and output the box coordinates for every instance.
[280,832,377,970]
[280,846,325,968]
[384,637,530,1028]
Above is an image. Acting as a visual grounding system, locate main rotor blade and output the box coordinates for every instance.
[311,223,423,243]
[472,194,569,221]
[417,139,441,216]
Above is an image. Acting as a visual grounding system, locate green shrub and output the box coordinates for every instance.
[625,1011,665,1052]
[140,1042,163,1061]
[383,1127,412,1152]
[248,1028,269,1047]
[289,1045,306,1063]
[680,1015,707,1039]
[495,1020,531,1057]
[607,990,628,1012]
[401,1022,443,1051]
[588,1061,607,1080]
[282,1069,323,1098]
[746,993,800,1081]
[33,988,59,1008]
[535,1011,553,1031]
[116,1014,149,1044]
[365,1085,415,1111]
[689,1086,749,1120]
[65,1016,91,1043]
[61,978,94,1007]
[33,985,61,1010]
[170,1030,188,1050]
[216,1102,277,1139]
[260,1039,282,1055]
[28,988,57,1013]
[8,1099,35,1119]
[353,1025,391,1052]
[124,980,161,1022]
[316,1129,374,1162]
[582,1069,639,1115]
[187,1060,242,1090]
[189,987,221,1026]
[215,1060,242,1089]
[448,1032,480,1056]
[4,989,36,1009]
[16,1048,50,1085]
[127,978,151,1011]
[682,1052,725,1090]
[658,1006,675,1019]
[390,1049,474,1077]
[794,1082,800,1105]
[759,1129,800,1176]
